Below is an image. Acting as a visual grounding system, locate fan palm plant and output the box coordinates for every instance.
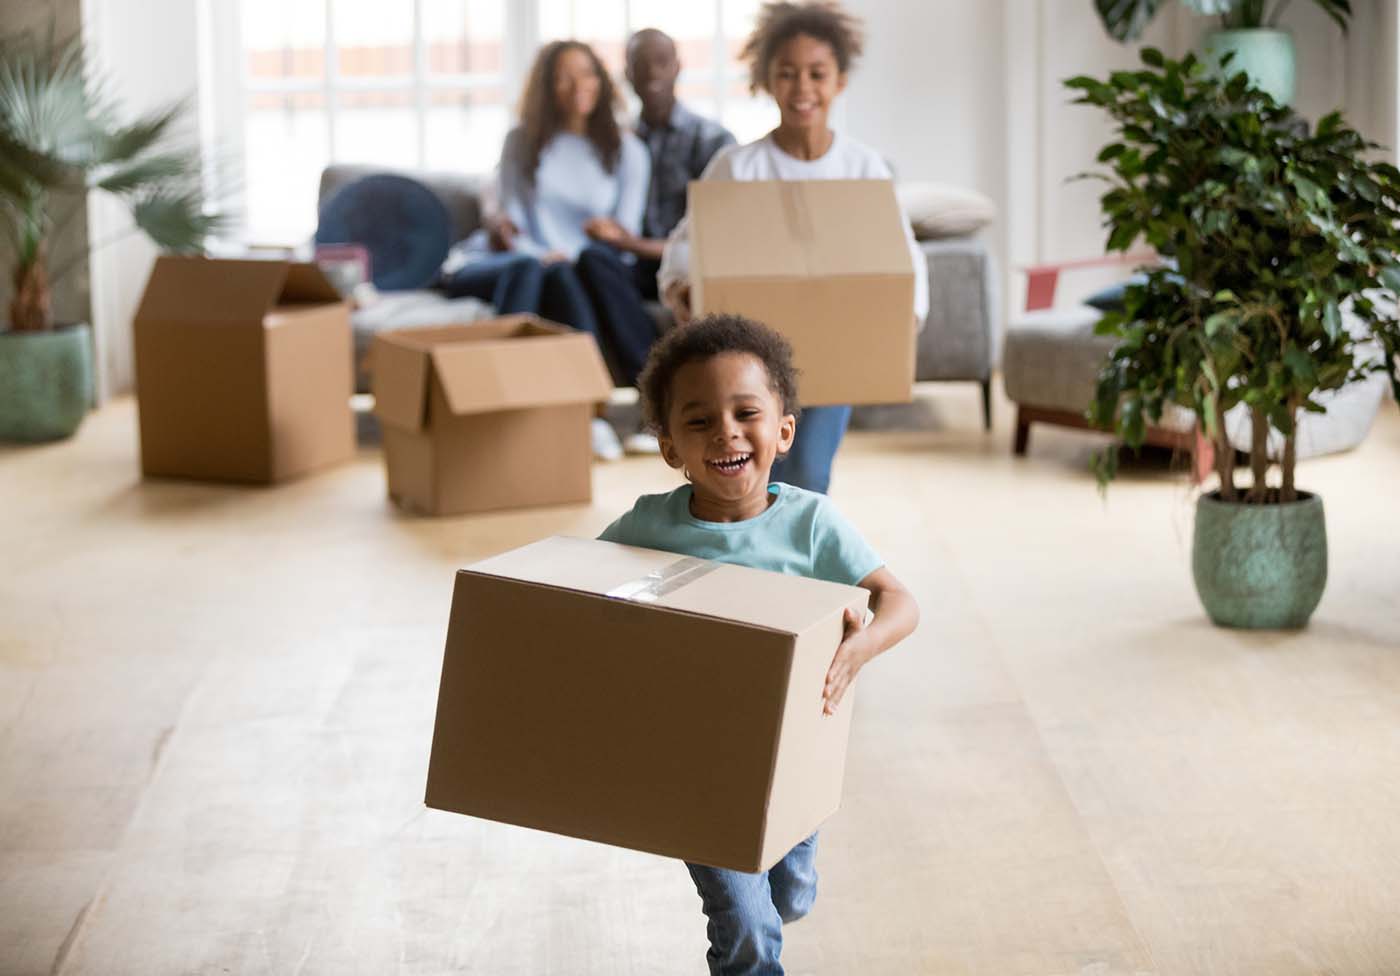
[1096,0,1351,42]
[1,31,218,333]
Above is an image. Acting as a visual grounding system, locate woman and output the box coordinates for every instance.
[441,40,655,457]
[658,1,929,494]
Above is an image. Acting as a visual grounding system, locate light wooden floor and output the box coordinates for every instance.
[3,386,1399,976]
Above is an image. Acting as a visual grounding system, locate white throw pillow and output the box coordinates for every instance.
[896,181,997,240]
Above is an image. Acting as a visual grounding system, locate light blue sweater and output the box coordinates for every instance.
[483,127,650,262]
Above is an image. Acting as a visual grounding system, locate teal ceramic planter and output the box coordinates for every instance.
[1192,491,1327,630]
[0,323,95,442]
[1202,29,1296,106]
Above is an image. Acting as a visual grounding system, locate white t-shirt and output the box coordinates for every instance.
[657,130,931,323]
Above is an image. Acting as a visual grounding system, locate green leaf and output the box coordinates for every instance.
[1282,344,1317,385]
[130,189,222,253]
[95,152,194,196]
[1379,265,1400,294]
[1322,300,1343,340]
[1204,311,1235,337]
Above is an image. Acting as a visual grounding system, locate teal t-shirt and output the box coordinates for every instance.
[598,483,883,587]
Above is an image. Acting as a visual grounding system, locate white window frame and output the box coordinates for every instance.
[203,0,752,239]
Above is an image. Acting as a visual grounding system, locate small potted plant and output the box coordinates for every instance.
[1068,49,1400,629]
[1,32,216,442]
[1094,0,1353,105]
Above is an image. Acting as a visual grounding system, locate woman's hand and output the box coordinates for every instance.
[584,216,628,246]
[486,215,518,252]
[540,250,569,265]
[664,280,693,326]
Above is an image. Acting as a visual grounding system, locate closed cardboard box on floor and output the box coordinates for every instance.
[371,317,611,516]
[424,536,870,872]
[133,256,355,484]
[688,179,917,407]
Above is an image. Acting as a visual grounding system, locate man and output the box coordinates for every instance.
[581,28,736,297]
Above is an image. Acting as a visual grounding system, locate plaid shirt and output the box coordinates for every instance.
[636,103,736,240]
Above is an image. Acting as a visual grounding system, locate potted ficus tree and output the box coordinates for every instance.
[1094,0,1353,105]
[1068,48,1400,629]
[1,32,216,442]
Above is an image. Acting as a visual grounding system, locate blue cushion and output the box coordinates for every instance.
[1083,274,1145,312]
[315,174,452,291]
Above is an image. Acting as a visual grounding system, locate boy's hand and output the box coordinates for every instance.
[823,606,871,716]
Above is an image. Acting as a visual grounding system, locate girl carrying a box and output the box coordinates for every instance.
[658,1,930,496]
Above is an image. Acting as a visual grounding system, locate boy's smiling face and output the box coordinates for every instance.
[660,352,797,520]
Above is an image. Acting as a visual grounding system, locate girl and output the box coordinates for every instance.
[658,1,930,494]
[600,313,919,976]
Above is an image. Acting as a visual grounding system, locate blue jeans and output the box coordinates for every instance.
[776,405,852,494]
[439,251,544,314]
[574,243,658,386]
[686,833,819,976]
[440,252,598,333]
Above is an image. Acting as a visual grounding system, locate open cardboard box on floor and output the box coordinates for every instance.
[424,535,870,873]
[688,179,918,407]
[371,317,612,516]
[133,256,355,484]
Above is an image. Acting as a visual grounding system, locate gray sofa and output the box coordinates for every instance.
[319,164,997,425]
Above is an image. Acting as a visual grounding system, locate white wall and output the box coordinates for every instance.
[81,0,201,399]
[840,0,1397,313]
[840,0,1009,298]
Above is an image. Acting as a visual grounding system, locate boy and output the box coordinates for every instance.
[599,314,918,976]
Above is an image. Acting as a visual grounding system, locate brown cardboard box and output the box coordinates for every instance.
[371,317,612,516]
[424,535,870,872]
[688,179,917,406]
[133,256,355,484]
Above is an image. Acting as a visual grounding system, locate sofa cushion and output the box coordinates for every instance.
[896,182,996,240]
[319,165,486,245]
[316,173,453,290]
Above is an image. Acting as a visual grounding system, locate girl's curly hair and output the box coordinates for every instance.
[739,1,865,94]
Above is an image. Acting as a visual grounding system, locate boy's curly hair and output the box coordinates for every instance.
[739,1,865,94]
[638,314,801,434]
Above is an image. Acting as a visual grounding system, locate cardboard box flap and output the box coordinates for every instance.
[371,335,431,430]
[280,262,344,304]
[432,331,612,416]
[466,537,868,634]
[136,256,294,325]
[690,180,912,280]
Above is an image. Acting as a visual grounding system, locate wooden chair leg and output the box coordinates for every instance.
[980,379,993,432]
[1013,408,1031,455]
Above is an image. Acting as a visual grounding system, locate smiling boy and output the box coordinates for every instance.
[599,314,918,975]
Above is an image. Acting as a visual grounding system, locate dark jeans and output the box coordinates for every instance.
[633,256,661,301]
[575,243,659,387]
[776,404,851,495]
[440,251,543,314]
[439,251,597,333]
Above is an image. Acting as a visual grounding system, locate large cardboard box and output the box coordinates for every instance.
[425,536,870,872]
[688,179,917,406]
[133,256,355,484]
[371,317,612,516]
